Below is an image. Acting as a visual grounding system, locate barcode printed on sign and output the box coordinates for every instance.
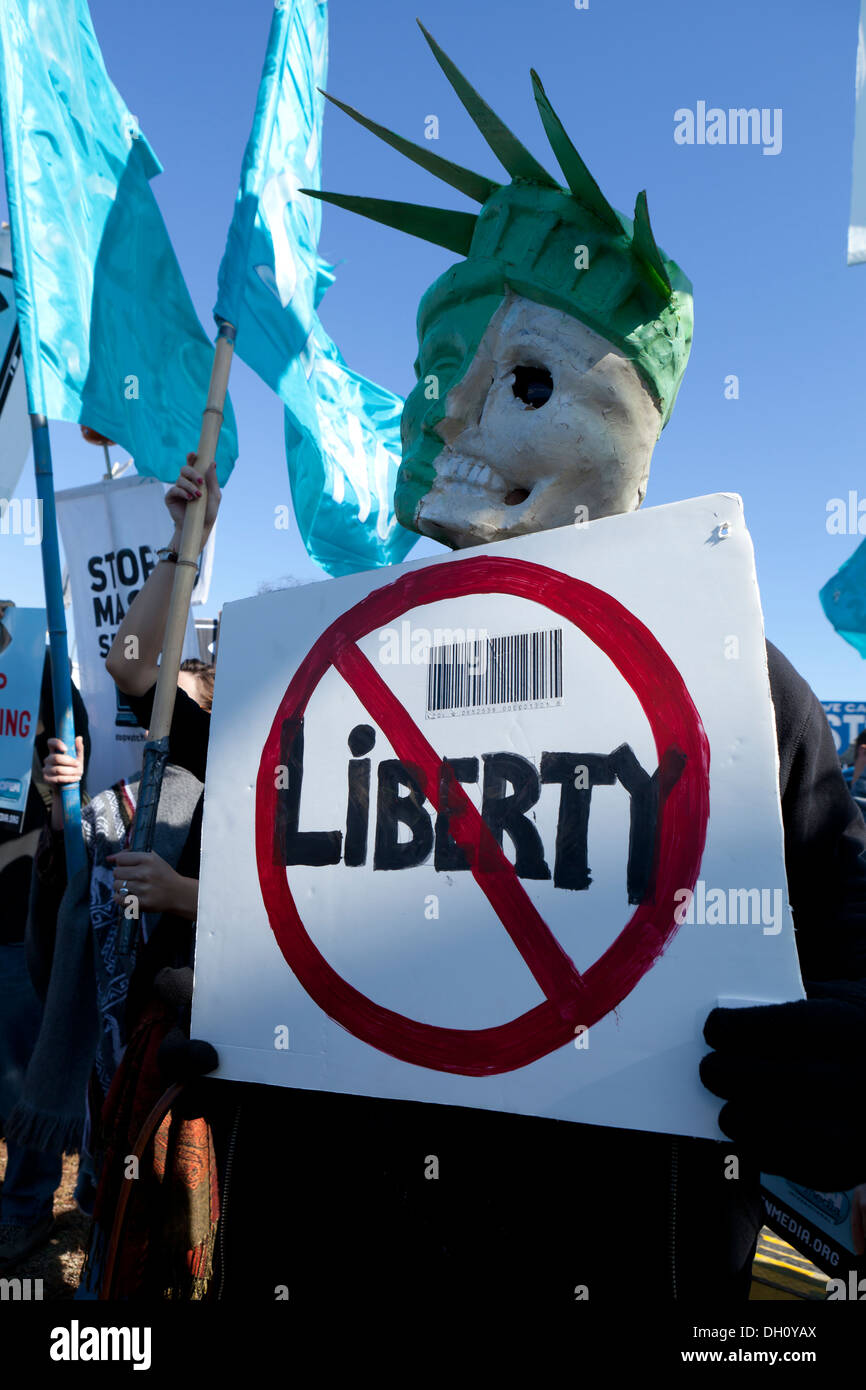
[426,628,563,717]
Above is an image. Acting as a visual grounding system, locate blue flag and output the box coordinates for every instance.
[215,0,415,576]
[0,0,237,484]
[821,540,866,659]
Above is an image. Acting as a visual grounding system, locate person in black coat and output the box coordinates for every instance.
[102,464,866,1306]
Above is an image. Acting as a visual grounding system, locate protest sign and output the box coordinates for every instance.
[192,494,804,1140]
[0,604,46,830]
[761,1174,859,1277]
[820,701,866,756]
[56,475,203,794]
[0,226,30,505]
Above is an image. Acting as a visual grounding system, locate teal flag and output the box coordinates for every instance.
[821,541,866,659]
[215,0,415,576]
[0,0,237,483]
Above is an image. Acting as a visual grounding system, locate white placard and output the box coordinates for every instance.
[56,475,201,794]
[192,494,804,1140]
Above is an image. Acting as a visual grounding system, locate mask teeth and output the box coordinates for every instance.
[318,87,498,206]
[530,69,621,233]
[631,190,673,299]
[299,189,477,256]
[416,20,559,189]
[433,452,502,495]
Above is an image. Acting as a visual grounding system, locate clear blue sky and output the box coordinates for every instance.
[2,0,865,699]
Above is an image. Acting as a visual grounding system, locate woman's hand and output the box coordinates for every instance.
[43,736,85,831]
[108,850,199,920]
[164,453,221,553]
[107,453,220,694]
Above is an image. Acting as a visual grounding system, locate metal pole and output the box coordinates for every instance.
[31,413,86,880]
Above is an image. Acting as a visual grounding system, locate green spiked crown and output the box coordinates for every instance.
[302,21,694,429]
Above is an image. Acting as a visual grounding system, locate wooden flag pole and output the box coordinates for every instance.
[117,321,235,964]
[149,323,234,740]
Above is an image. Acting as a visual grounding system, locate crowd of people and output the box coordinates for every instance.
[2,455,866,1305]
[0,458,218,1294]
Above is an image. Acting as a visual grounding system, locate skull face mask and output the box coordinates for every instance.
[401,288,662,547]
[304,22,694,550]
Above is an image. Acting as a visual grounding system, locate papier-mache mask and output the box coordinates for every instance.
[304,22,694,547]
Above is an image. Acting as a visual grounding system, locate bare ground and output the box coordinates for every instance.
[0,1140,88,1299]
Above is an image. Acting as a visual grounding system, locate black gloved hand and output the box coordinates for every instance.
[157,1026,219,1084]
[700,980,866,1192]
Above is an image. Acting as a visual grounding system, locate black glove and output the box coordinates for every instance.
[700,980,866,1191]
[157,1026,219,1084]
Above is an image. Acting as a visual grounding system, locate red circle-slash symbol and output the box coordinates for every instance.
[256,556,710,1077]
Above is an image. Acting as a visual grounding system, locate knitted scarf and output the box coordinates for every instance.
[91,997,219,1300]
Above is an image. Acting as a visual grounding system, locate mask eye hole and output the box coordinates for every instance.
[512,364,553,409]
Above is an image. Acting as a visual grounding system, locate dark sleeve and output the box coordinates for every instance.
[124,682,210,784]
[175,795,203,882]
[25,823,69,998]
[767,640,866,982]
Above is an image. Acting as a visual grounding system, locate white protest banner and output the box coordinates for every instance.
[192,494,804,1140]
[56,475,202,794]
[0,226,31,505]
[0,604,46,831]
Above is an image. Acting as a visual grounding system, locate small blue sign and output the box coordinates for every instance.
[820,700,866,755]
